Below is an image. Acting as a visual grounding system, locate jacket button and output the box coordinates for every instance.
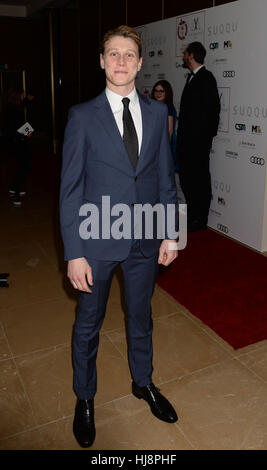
[134,176,138,181]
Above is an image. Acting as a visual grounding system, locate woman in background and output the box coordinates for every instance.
[151,80,178,171]
[151,80,185,203]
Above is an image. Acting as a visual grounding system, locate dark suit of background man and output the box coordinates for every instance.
[176,41,221,232]
[60,25,179,448]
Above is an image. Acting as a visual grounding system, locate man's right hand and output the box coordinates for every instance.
[67,257,93,293]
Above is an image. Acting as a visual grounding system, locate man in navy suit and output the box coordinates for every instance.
[177,42,220,232]
[60,25,179,448]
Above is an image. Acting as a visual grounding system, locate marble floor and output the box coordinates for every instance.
[1,144,267,450]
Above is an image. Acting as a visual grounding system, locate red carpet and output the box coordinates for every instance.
[157,229,267,349]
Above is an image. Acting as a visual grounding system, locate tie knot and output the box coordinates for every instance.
[122,97,130,108]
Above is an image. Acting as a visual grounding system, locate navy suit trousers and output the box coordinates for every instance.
[73,240,159,400]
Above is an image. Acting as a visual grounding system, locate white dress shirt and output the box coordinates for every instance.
[193,64,204,75]
[105,87,143,154]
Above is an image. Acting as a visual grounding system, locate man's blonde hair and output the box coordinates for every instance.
[101,25,142,58]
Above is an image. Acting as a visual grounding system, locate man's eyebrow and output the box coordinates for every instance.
[105,47,137,53]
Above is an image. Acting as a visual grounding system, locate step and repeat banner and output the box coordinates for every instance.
[136,0,267,252]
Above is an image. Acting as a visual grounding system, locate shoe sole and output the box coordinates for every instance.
[73,436,95,448]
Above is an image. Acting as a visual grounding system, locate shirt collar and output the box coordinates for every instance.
[193,64,204,75]
[105,87,138,111]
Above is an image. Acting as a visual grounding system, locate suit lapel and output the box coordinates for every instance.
[137,93,153,170]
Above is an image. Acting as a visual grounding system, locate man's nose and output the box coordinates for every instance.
[118,54,126,65]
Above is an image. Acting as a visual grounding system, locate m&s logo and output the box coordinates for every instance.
[251,125,262,134]
[224,40,232,48]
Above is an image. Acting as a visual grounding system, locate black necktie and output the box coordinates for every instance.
[122,97,138,170]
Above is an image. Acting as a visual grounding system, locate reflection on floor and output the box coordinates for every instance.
[1,143,267,450]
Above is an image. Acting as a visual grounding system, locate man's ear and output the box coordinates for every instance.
[100,54,105,70]
[137,57,143,72]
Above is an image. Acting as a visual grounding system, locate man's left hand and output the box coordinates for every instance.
[158,240,178,266]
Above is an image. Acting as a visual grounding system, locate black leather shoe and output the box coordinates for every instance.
[132,382,178,423]
[73,399,96,448]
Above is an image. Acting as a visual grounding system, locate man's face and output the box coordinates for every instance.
[182,49,191,69]
[100,35,142,94]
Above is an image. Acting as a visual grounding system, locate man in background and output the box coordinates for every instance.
[176,41,220,232]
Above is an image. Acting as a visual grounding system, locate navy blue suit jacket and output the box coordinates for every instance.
[60,91,178,261]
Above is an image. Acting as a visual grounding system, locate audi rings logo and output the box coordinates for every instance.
[250,156,265,165]
[217,224,229,233]
[223,70,235,78]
